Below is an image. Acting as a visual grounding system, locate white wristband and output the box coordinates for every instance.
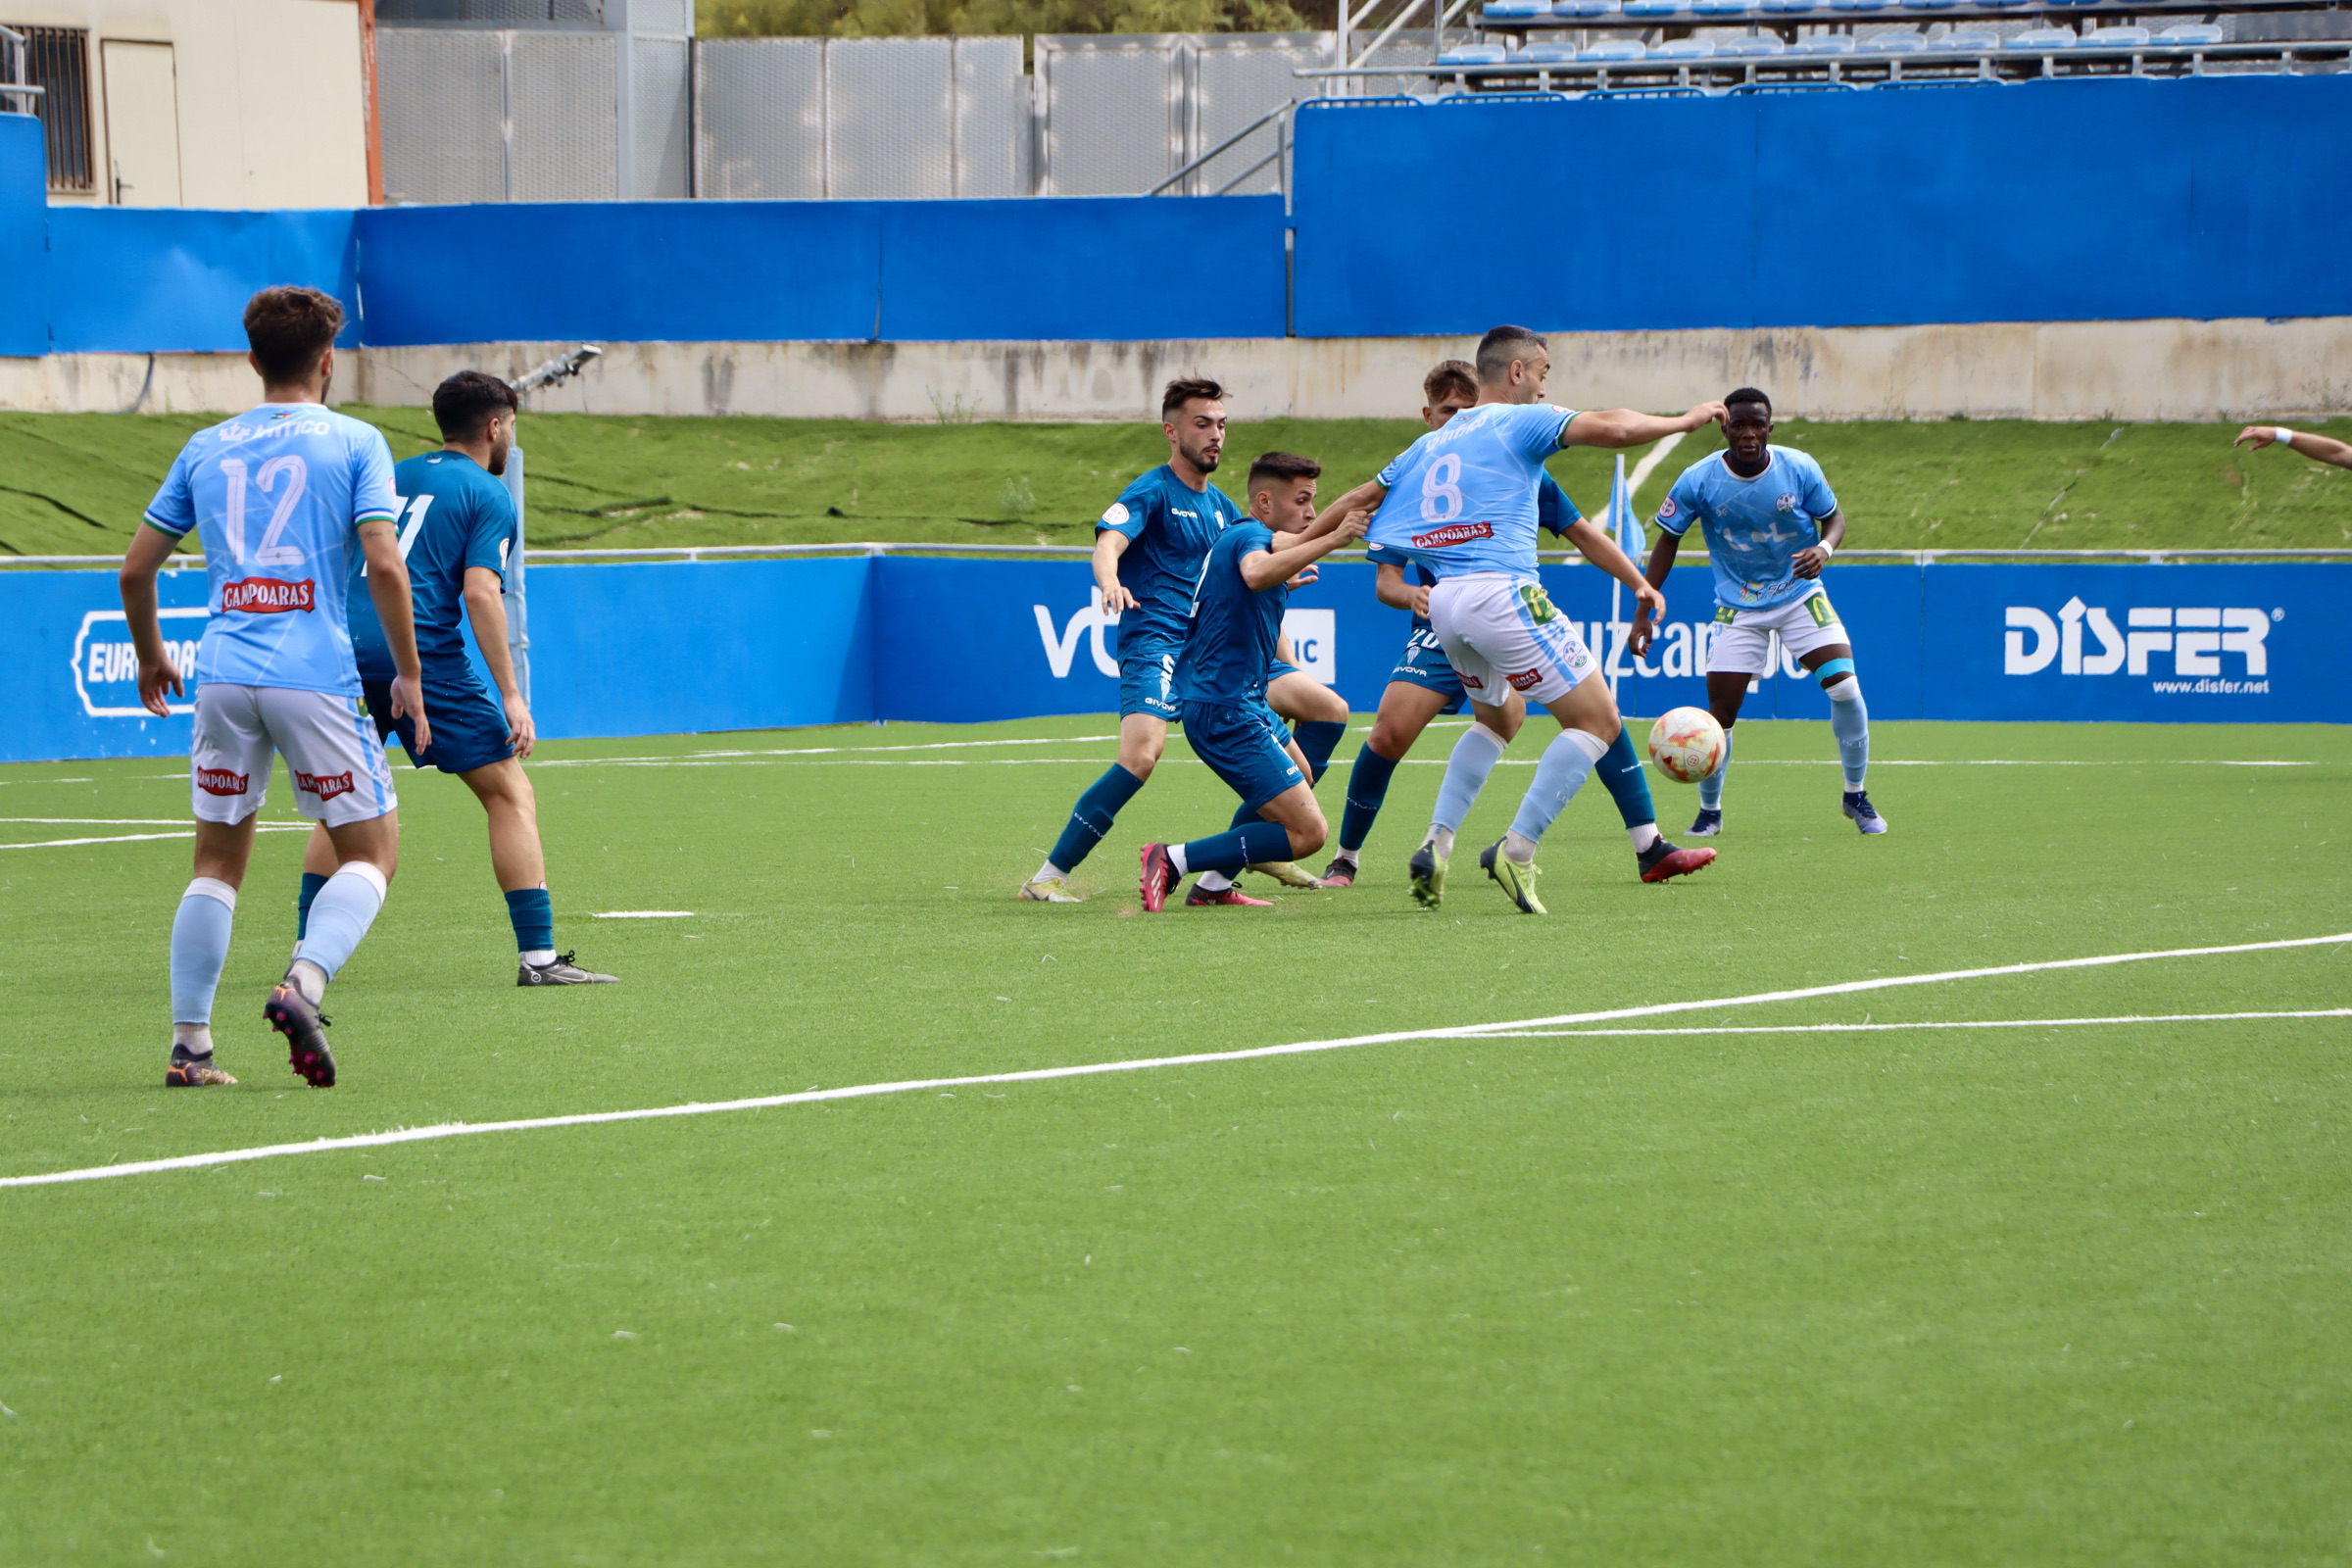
[1815,540,1835,560]
[2275,427,2297,448]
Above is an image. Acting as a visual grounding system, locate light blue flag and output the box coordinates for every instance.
[1609,455,1645,560]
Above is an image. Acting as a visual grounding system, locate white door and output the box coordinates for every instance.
[102,40,180,206]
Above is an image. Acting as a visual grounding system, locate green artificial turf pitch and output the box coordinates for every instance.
[1,715,2347,1565]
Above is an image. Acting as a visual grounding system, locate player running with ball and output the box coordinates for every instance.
[1313,326,1721,914]
[122,286,422,1089]
[1630,387,1885,836]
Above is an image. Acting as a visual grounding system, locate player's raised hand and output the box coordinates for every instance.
[391,670,433,754]
[504,693,537,760]
[1688,400,1729,431]
[1628,605,1657,658]
[136,650,182,718]
[1335,508,1371,543]
[1633,579,1667,624]
[1285,564,1321,590]
[2234,424,2283,450]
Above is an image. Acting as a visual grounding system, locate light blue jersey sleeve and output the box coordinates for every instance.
[1500,403,1576,460]
[1791,450,1838,519]
[349,423,401,526]
[1653,466,1701,537]
[143,447,198,539]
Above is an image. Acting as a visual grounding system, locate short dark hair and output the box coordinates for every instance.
[1161,376,1228,420]
[1247,451,1321,496]
[1475,325,1546,385]
[1424,360,1478,407]
[243,286,343,383]
[1726,386,1773,416]
[432,369,520,441]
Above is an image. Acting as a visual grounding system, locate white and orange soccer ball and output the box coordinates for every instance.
[1646,707,1726,785]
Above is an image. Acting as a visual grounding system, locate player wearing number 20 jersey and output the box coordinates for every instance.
[144,404,402,697]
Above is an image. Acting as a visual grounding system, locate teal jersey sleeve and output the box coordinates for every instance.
[1098,473,1157,540]
[1537,472,1580,537]
[465,479,518,582]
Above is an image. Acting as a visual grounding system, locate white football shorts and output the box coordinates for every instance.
[189,683,397,828]
[1706,587,1850,674]
[1427,572,1599,709]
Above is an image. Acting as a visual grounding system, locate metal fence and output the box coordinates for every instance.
[385,27,1369,205]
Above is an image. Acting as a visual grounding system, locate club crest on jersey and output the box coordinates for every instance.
[1657,497,1679,521]
[195,767,249,796]
[220,577,316,613]
[1102,502,1131,527]
[1412,522,1494,549]
[1777,494,1798,513]
[295,769,355,802]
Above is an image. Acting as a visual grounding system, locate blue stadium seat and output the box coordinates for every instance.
[1829,0,1890,12]
[1521,40,1585,60]
[1899,0,1959,9]
[1650,35,1718,55]
[1438,42,1511,62]
[1927,27,2000,48]
[1760,0,1820,11]
[1582,38,1652,58]
[1483,0,1548,17]
[2157,22,2223,43]
[2005,25,2077,47]
[2084,24,2150,44]
[1790,31,1858,51]
[1551,0,1622,15]
[1860,27,1928,48]
[1623,0,1687,16]
[1693,0,1757,14]
[1717,34,1788,54]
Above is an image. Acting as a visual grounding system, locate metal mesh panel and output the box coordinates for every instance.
[1353,30,1451,96]
[379,27,506,204]
[826,37,953,200]
[1038,34,1187,197]
[631,35,691,197]
[1193,32,1328,195]
[693,37,821,200]
[953,36,1023,198]
[509,30,615,200]
[375,0,602,19]
[628,0,692,33]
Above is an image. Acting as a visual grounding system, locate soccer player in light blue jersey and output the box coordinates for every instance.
[1310,326,1724,914]
[121,286,426,1089]
[1318,359,1668,891]
[312,369,614,986]
[1631,387,1886,836]
[1136,456,1370,911]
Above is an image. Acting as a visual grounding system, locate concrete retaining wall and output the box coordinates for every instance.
[5,316,2349,422]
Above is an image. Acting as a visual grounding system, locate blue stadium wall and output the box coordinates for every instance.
[4,558,2335,763]
[0,73,2347,350]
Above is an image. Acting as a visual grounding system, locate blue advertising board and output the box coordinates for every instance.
[2,559,2339,766]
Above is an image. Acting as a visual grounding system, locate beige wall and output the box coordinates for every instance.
[2,316,2347,421]
[14,0,367,208]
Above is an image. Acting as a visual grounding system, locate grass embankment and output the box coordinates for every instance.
[2,409,2347,559]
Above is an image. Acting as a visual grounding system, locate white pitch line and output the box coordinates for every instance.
[1,825,308,851]
[530,735,1119,768]
[2,931,2343,1193]
[1476,1008,2352,1039]
[0,817,312,826]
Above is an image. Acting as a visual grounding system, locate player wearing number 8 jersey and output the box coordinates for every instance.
[1312,325,1724,912]
[121,285,425,1090]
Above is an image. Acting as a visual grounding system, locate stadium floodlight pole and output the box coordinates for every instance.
[499,345,605,706]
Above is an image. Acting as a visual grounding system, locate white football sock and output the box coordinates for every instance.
[1196,870,1234,892]
[1167,844,1190,876]
[1502,830,1538,865]
[1427,826,1456,859]
[172,1023,215,1054]
[521,949,558,967]
[1628,822,1660,853]
[1032,859,1067,884]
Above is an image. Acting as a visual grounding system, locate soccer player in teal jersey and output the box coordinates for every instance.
[1137,455,1370,911]
[1311,327,1722,914]
[121,286,425,1089]
[312,370,615,985]
[1318,360,1673,890]
[1630,387,1886,836]
[1021,378,1251,903]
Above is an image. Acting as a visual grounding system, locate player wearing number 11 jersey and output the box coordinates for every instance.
[122,285,424,1090]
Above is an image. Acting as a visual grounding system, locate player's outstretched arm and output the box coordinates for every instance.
[1301,479,1388,540]
[1245,510,1370,590]
[1565,514,1665,626]
[1628,528,1684,657]
[1562,402,1727,451]
[359,518,432,754]
[463,565,535,759]
[119,522,184,718]
[1092,527,1139,614]
[2236,424,2352,468]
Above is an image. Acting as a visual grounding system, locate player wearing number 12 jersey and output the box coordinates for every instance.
[323,369,614,986]
[121,285,425,1090]
[1312,325,1723,913]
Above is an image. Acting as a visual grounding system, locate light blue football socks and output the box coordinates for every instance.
[1429,721,1509,849]
[170,878,237,1045]
[1698,729,1735,811]
[1828,678,1870,789]
[289,861,388,998]
[1503,727,1610,860]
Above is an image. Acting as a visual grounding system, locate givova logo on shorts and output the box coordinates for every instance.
[2004,597,2278,691]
